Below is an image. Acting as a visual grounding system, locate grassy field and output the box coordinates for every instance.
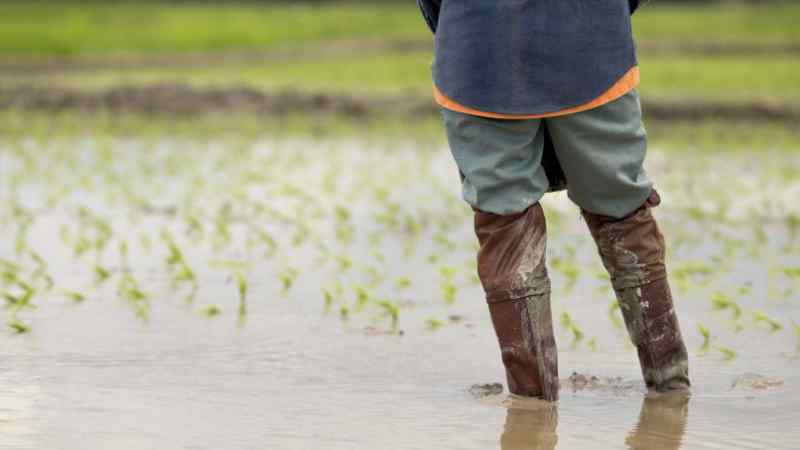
[1,1,799,57]
[2,1,798,117]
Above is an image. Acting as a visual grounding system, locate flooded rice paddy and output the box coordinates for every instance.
[1,127,799,449]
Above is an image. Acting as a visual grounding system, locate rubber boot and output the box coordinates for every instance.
[474,203,559,401]
[582,190,690,391]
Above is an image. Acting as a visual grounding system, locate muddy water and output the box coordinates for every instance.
[1,134,799,449]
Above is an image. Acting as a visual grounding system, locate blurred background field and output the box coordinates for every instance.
[1,0,799,132]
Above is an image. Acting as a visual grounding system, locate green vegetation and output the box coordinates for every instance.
[0,2,423,57]
[1,2,798,57]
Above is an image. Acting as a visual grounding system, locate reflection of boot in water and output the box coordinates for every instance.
[582,190,690,392]
[501,404,559,450]
[474,203,559,401]
[625,393,690,450]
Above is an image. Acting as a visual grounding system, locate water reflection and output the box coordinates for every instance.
[500,401,558,450]
[626,392,690,450]
[499,392,689,450]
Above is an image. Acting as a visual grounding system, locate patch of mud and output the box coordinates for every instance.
[565,372,647,395]
[2,84,798,122]
[731,373,784,391]
[468,383,504,398]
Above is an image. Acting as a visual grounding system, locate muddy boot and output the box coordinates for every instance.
[581,190,690,391]
[475,203,559,401]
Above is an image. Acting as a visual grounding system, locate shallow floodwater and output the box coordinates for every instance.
[1,132,798,449]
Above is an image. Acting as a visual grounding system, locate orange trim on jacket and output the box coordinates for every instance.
[434,66,640,120]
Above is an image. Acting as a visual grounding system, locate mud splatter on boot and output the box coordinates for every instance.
[474,203,559,401]
[582,190,690,391]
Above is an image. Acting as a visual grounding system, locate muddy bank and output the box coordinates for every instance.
[1,39,798,75]
[2,84,799,122]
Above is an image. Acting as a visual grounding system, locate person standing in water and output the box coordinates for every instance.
[417,0,690,401]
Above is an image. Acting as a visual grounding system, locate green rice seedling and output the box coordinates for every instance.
[64,290,86,303]
[426,317,444,330]
[441,281,458,305]
[792,321,800,351]
[587,338,598,352]
[608,300,623,329]
[279,267,299,294]
[710,291,742,321]
[336,255,353,272]
[673,261,715,293]
[251,226,278,258]
[376,299,400,331]
[560,311,584,346]
[118,273,148,302]
[354,285,371,312]
[783,267,800,281]
[439,265,457,281]
[433,232,456,251]
[236,272,247,317]
[119,240,130,272]
[7,315,29,334]
[323,289,335,313]
[73,235,91,257]
[202,305,221,317]
[752,310,783,332]
[715,346,738,361]
[339,304,350,321]
[3,278,35,311]
[395,277,412,290]
[94,265,111,285]
[59,224,71,245]
[698,323,711,355]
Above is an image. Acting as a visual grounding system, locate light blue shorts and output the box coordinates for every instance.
[442,90,653,218]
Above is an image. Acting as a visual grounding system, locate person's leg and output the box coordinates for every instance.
[441,108,559,401]
[545,90,690,391]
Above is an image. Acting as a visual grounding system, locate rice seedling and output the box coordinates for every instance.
[792,321,800,351]
[608,300,624,329]
[354,285,371,312]
[339,304,350,321]
[117,273,149,320]
[425,317,444,330]
[323,289,335,313]
[64,290,86,303]
[94,265,111,284]
[7,315,30,334]
[202,304,221,317]
[278,267,299,294]
[710,291,742,321]
[560,311,584,346]
[335,255,353,272]
[2,278,36,311]
[236,272,248,317]
[376,299,400,331]
[395,276,412,290]
[715,345,738,361]
[698,323,711,355]
[752,310,783,332]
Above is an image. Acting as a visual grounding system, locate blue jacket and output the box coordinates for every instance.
[418,0,644,192]
[418,0,641,115]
